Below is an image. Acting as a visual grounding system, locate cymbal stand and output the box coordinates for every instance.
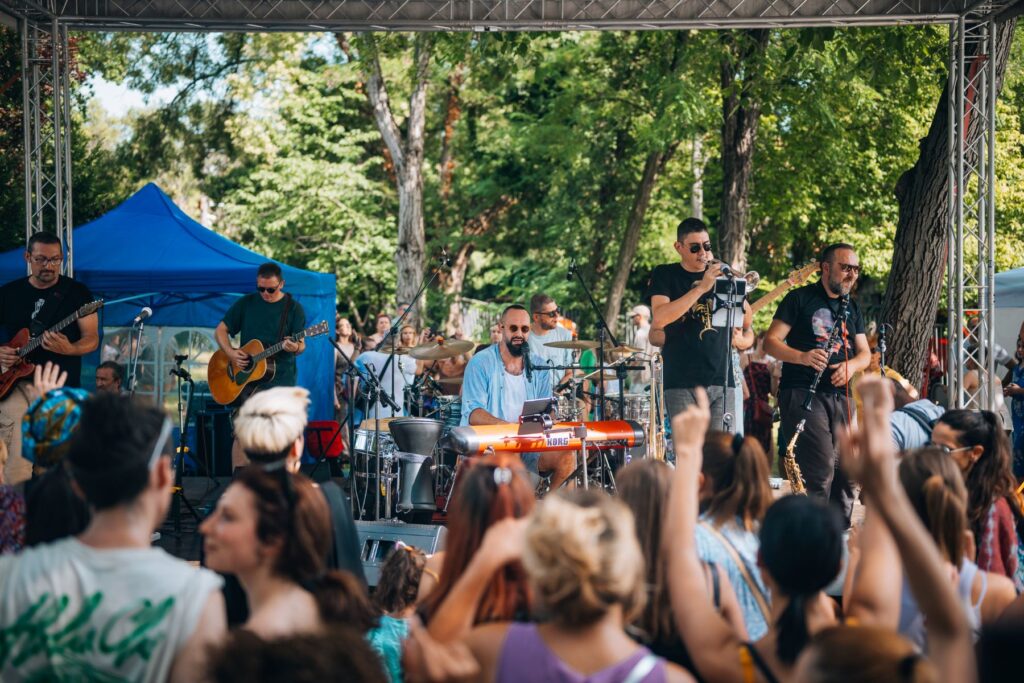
[567,258,625,420]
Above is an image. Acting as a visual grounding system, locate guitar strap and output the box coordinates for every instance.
[28,276,71,337]
[276,293,294,344]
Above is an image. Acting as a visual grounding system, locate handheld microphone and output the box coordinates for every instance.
[132,307,153,325]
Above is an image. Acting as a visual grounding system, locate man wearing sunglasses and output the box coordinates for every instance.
[648,217,753,432]
[764,242,871,528]
[0,231,98,486]
[527,293,573,389]
[216,262,306,390]
[462,304,576,489]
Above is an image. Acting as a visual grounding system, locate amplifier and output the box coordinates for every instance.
[355,520,447,588]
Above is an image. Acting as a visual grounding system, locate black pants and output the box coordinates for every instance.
[778,388,854,528]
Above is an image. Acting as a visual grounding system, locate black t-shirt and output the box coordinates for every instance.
[0,276,94,387]
[222,293,306,388]
[773,281,865,393]
[645,263,733,390]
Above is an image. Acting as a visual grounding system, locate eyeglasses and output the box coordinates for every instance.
[257,286,278,294]
[687,242,713,254]
[927,442,972,455]
[534,309,561,318]
[30,256,62,266]
[834,263,861,275]
[505,325,530,333]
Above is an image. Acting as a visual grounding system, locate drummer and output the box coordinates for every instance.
[462,304,576,489]
[527,293,573,388]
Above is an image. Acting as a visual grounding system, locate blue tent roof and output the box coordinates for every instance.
[0,183,337,420]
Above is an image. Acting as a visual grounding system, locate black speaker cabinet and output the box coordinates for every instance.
[195,410,233,477]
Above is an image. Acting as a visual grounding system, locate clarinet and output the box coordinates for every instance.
[801,296,849,410]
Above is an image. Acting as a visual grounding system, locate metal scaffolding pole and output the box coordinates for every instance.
[20,13,74,274]
[947,11,997,410]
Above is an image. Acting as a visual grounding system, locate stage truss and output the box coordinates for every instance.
[0,0,1016,408]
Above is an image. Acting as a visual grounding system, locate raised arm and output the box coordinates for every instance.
[841,376,976,683]
[843,500,901,629]
[664,389,746,683]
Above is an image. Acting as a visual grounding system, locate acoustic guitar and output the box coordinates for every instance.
[208,320,329,405]
[0,299,105,400]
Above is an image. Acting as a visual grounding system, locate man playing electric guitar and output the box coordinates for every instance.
[215,262,305,469]
[0,231,99,485]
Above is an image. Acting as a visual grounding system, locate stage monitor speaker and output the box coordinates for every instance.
[355,521,447,588]
[196,410,233,478]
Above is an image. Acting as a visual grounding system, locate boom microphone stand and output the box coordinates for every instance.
[567,258,625,420]
[169,355,202,536]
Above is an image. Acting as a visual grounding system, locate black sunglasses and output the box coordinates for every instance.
[257,286,278,294]
[505,325,530,333]
[687,242,713,254]
[534,309,561,318]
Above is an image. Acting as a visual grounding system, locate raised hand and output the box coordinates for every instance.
[838,375,897,493]
[477,516,528,569]
[33,361,67,396]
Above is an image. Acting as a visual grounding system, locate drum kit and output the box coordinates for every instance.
[349,334,668,521]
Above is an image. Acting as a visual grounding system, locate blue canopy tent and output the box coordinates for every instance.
[993,267,1024,358]
[0,183,336,421]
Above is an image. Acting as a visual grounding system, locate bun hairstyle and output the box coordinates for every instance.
[898,448,968,564]
[798,626,938,683]
[233,387,310,463]
[234,468,376,631]
[935,409,1018,545]
[523,489,645,628]
[702,431,772,530]
[759,495,843,664]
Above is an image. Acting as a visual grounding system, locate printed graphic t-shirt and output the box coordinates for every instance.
[645,263,732,390]
[0,537,223,682]
[773,281,866,393]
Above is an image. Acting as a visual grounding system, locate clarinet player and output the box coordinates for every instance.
[763,243,870,528]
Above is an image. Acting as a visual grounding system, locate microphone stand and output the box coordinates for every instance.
[878,323,890,378]
[169,359,201,536]
[127,318,146,397]
[718,275,742,433]
[568,259,624,420]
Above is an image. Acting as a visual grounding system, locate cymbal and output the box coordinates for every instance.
[603,344,643,355]
[437,376,464,387]
[545,340,600,350]
[582,368,620,381]
[409,338,475,360]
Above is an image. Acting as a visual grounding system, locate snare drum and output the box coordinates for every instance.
[353,428,397,459]
[601,393,651,422]
[437,395,463,427]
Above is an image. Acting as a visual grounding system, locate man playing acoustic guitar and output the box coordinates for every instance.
[0,231,99,485]
[215,262,305,469]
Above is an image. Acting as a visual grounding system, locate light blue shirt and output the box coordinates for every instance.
[527,326,573,387]
[461,344,553,425]
[890,400,944,451]
[695,515,769,640]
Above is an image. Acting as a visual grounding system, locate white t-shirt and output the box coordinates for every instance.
[501,369,528,422]
[0,537,223,682]
[359,350,417,418]
[527,326,572,387]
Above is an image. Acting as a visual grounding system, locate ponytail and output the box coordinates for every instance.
[703,432,772,530]
[921,475,966,563]
[776,592,811,664]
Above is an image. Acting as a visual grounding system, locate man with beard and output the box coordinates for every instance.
[461,304,575,489]
[763,242,870,527]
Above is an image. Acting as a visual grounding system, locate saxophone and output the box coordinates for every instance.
[650,353,666,460]
[783,420,807,494]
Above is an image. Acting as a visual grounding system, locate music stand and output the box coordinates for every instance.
[307,420,344,480]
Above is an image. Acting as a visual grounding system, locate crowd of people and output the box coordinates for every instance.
[2,229,1024,682]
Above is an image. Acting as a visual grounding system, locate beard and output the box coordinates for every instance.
[828,275,853,296]
[505,338,526,356]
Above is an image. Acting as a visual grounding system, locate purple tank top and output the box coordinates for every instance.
[496,622,668,683]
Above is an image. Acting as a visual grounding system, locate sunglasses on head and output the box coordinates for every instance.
[505,325,529,333]
[257,286,278,294]
[687,242,713,254]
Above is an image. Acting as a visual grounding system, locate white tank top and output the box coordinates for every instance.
[0,537,223,682]
[898,558,985,650]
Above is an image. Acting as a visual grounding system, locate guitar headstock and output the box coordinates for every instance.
[786,262,820,287]
[80,300,104,317]
[305,321,330,338]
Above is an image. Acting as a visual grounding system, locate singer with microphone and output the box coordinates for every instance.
[0,231,98,485]
[763,243,870,528]
[461,304,576,489]
[647,217,753,432]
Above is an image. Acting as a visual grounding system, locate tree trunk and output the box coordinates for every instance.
[438,63,464,201]
[691,134,705,220]
[719,29,769,271]
[361,33,434,327]
[443,242,474,335]
[882,19,1016,387]
[604,147,674,334]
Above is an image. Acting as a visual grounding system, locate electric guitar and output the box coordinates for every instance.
[208,320,329,405]
[749,262,821,316]
[0,299,105,400]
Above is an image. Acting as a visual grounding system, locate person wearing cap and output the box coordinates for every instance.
[629,304,654,389]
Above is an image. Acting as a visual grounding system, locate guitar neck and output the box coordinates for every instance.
[749,282,793,316]
[20,309,85,357]
[252,330,307,363]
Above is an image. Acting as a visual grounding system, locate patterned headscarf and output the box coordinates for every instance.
[22,388,89,467]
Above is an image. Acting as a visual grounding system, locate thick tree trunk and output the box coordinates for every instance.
[719,29,769,271]
[361,33,434,327]
[438,63,464,201]
[604,147,674,334]
[691,135,705,220]
[882,20,1016,387]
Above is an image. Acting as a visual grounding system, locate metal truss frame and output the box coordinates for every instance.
[945,3,1012,410]
[0,0,1007,393]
